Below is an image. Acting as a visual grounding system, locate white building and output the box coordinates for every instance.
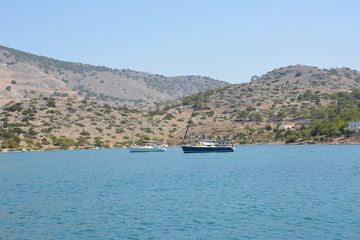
[279,124,294,130]
[347,121,360,133]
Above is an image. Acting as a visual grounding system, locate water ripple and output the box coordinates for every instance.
[1,146,360,239]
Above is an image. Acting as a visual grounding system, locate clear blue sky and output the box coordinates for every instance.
[1,0,359,83]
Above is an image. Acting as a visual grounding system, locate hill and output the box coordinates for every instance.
[170,65,360,144]
[0,45,229,106]
[1,64,360,151]
[208,64,360,110]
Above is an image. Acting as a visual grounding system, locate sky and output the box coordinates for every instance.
[1,0,360,84]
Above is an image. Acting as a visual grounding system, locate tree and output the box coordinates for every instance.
[351,88,360,100]
[54,136,76,149]
[163,113,175,120]
[28,128,37,136]
[250,75,258,82]
[246,106,256,112]
[276,111,287,120]
[4,103,23,112]
[295,72,302,77]
[94,137,103,147]
[80,131,90,136]
[274,130,282,139]
[285,135,298,144]
[76,136,90,146]
[2,138,20,149]
[310,107,328,120]
[47,99,56,108]
[303,89,315,101]
[249,112,263,121]
[142,134,150,140]
[237,110,249,119]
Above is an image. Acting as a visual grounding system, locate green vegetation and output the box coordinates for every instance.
[4,102,23,112]
[239,88,360,144]
[47,99,56,108]
[163,113,175,120]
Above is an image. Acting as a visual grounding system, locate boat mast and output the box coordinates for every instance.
[181,91,202,144]
[140,114,143,144]
[129,122,136,147]
[200,90,204,141]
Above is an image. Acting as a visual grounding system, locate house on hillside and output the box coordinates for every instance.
[279,124,294,130]
[346,121,360,133]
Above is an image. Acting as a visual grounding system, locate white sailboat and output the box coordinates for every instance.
[129,115,166,153]
[129,141,166,152]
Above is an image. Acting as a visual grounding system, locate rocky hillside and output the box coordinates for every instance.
[1,64,360,151]
[1,86,359,151]
[208,65,360,110]
[172,65,360,144]
[0,98,189,150]
[0,45,229,106]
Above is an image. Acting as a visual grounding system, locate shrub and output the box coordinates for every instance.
[207,111,214,117]
[54,136,76,149]
[1,138,20,149]
[355,75,360,83]
[28,128,37,136]
[76,136,90,146]
[246,106,256,112]
[47,99,56,107]
[4,103,23,112]
[80,131,90,136]
[163,113,175,120]
[285,135,298,144]
[41,127,53,133]
[67,107,76,113]
[24,138,34,144]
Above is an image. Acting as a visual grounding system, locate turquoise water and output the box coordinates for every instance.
[1,145,360,239]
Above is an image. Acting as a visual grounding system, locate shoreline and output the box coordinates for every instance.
[1,139,360,153]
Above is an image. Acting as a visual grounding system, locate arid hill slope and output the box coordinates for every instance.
[0,45,229,106]
[206,65,360,110]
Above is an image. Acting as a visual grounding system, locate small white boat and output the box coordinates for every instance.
[129,141,166,152]
[129,114,167,153]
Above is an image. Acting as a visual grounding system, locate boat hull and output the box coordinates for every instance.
[182,146,235,153]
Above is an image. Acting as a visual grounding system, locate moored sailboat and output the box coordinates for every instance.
[129,141,166,152]
[129,115,166,152]
[181,91,235,153]
[182,140,234,153]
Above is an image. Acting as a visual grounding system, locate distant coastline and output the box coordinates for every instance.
[1,46,360,152]
[1,136,360,153]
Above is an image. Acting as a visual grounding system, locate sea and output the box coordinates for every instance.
[0,145,359,240]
